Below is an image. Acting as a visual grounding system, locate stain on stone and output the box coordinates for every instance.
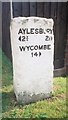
[43,20,48,25]
[21,19,29,25]
[34,19,39,23]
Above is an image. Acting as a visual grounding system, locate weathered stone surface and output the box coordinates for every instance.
[10,17,54,104]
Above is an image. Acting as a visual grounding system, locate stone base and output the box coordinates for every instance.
[15,91,52,105]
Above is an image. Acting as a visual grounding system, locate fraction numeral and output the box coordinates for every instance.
[18,36,28,41]
[31,52,41,57]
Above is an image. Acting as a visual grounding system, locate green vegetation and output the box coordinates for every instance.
[0,49,67,119]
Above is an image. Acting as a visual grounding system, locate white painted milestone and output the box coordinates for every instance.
[10,17,54,104]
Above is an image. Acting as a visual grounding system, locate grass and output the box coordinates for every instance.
[0,48,67,119]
